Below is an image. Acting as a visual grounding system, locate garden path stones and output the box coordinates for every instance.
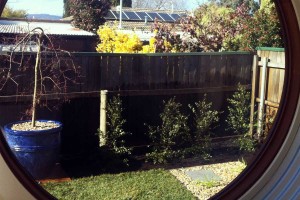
[185,169,222,182]
[169,161,247,199]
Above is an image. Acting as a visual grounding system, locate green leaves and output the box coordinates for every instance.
[69,0,111,32]
[226,83,256,152]
[146,96,219,164]
[189,94,219,142]
[99,95,132,156]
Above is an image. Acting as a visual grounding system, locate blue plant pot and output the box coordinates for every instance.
[3,120,62,180]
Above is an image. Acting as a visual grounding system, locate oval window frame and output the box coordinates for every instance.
[0,0,299,199]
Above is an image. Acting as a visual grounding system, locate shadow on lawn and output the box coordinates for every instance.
[60,142,256,179]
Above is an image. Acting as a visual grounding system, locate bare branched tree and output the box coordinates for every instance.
[0,28,81,128]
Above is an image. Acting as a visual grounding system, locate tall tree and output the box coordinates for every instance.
[210,0,259,13]
[63,0,71,17]
[1,5,27,18]
[69,0,111,33]
[110,0,132,7]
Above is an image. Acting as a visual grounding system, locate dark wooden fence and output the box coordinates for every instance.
[0,52,253,98]
[0,52,253,155]
[77,52,253,95]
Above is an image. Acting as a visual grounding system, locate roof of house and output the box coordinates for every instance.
[0,18,95,36]
[104,7,187,23]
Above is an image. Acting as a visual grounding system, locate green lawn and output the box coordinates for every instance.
[43,169,196,200]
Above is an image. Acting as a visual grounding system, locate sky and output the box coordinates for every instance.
[7,0,65,16]
[6,0,202,16]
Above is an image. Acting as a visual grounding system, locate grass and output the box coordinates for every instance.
[42,169,196,200]
[195,179,220,188]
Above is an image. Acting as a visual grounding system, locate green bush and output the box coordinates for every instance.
[226,84,256,152]
[98,95,132,159]
[236,135,256,153]
[146,96,219,164]
[146,97,191,164]
[188,94,219,158]
[226,84,251,135]
[189,94,219,142]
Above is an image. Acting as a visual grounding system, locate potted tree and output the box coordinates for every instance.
[1,27,79,179]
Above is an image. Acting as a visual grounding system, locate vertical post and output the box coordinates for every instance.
[257,57,268,140]
[249,55,258,137]
[100,90,108,147]
[118,0,123,29]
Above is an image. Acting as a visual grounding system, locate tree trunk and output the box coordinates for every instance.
[31,29,43,127]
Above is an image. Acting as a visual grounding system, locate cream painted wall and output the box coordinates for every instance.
[0,154,35,200]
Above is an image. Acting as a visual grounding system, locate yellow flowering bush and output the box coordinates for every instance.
[96,24,143,53]
[141,37,156,53]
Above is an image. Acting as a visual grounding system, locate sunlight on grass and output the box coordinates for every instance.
[42,169,196,200]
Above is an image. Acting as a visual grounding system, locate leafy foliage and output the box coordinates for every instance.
[226,84,256,152]
[185,3,233,52]
[98,95,132,156]
[63,0,71,17]
[69,0,111,32]
[1,5,27,18]
[236,136,256,152]
[220,1,283,51]
[110,0,132,7]
[146,97,191,164]
[150,20,181,53]
[146,96,219,164]
[96,24,143,53]
[189,94,219,142]
[150,0,282,52]
[210,0,259,13]
[226,84,251,135]
[238,1,283,51]
[188,94,220,158]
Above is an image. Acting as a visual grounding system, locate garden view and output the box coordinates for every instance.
[0,0,284,199]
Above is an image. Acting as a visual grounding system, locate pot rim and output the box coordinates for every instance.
[4,120,63,136]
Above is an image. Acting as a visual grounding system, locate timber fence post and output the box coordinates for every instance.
[100,90,108,147]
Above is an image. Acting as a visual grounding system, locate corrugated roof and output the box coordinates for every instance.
[0,19,95,36]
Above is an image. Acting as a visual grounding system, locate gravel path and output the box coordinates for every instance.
[169,161,246,200]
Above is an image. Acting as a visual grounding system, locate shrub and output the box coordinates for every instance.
[236,136,256,152]
[172,2,235,52]
[226,84,251,135]
[146,97,191,164]
[98,95,132,157]
[150,20,182,53]
[188,94,220,158]
[189,94,219,142]
[146,96,219,164]
[69,0,111,32]
[96,24,143,53]
[226,84,256,152]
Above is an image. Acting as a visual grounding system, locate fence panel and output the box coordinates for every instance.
[0,52,253,99]
[250,47,285,138]
[0,52,254,154]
